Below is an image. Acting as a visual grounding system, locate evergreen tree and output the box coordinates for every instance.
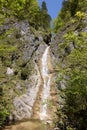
[41,1,48,12]
[70,0,79,16]
[41,1,51,31]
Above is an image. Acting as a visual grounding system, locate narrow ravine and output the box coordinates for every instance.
[4,46,57,130]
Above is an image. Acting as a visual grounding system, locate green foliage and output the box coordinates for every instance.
[53,13,65,33]
[40,1,51,31]
[75,11,86,20]
[54,0,87,33]
[0,44,16,55]
[0,0,51,30]
[56,29,87,129]
[0,86,10,126]
[0,107,9,126]
[41,1,48,12]
[63,62,87,129]
[69,0,78,16]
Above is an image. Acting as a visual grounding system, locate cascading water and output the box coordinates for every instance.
[4,46,56,130]
[40,46,51,120]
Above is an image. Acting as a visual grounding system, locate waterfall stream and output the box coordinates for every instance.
[4,46,56,130]
[40,46,51,120]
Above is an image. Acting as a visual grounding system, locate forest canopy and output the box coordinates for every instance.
[0,0,51,30]
[54,0,87,33]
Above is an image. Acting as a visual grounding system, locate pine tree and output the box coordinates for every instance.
[41,1,51,31]
[41,1,48,12]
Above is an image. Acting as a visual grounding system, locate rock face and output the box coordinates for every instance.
[13,62,42,120]
[0,19,48,120]
[6,67,14,75]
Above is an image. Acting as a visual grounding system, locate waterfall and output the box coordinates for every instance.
[4,46,57,130]
[40,46,51,120]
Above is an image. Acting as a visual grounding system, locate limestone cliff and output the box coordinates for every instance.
[0,19,49,121]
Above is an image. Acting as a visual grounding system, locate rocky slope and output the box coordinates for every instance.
[1,6,87,129]
[50,9,87,130]
[0,19,51,122]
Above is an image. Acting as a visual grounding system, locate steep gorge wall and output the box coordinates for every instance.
[50,10,87,129]
[0,19,49,121]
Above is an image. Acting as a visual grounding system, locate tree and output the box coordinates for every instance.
[41,1,48,12]
[56,31,87,129]
[40,1,51,31]
[70,0,78,16]
[0,86,10,126]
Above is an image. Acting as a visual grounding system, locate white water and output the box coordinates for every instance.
[40,46,51,120]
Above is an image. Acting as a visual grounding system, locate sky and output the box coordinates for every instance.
[38,0,63,19]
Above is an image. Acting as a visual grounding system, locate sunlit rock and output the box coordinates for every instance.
[6,67,14,75]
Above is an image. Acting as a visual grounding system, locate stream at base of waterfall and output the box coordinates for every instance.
[4,46,58,130]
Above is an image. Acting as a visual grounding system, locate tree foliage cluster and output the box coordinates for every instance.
[0,0,51,30]
[65,32,87,130]
[56,27,87,130]
[54,1,87,129]
[0,87,11,126]
[54,0,87,33]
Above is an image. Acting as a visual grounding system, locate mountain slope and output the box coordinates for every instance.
[51,2,87,129]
